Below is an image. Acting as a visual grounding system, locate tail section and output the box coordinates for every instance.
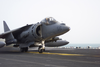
[3,21,17,45]
[3,21,10,32]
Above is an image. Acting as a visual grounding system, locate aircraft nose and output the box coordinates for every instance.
[62,26,70,32]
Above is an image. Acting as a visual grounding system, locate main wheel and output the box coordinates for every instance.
[20,47,28,52]
[25,47,28,52]
[20,48,25,52]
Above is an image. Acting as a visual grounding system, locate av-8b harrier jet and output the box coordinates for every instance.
[0,17,70,53]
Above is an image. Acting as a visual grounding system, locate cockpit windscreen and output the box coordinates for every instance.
[41,17,57,25]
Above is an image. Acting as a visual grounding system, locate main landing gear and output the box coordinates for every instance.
[20,47,28,52]
[38,41,45,53]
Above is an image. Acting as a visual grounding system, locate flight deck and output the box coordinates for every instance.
[0,47,100,67]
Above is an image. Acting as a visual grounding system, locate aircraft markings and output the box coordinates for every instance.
[28,52,100,57]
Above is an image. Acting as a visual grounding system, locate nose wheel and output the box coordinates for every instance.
[38,46,44,53]
[38,41,45,53]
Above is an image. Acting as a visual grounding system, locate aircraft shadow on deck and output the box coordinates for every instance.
[0,47,51,54]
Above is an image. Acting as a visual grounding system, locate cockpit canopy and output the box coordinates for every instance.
[41,17,57,25]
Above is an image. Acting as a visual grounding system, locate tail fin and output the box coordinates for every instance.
[3,21,10,32]
[3,21,17,45]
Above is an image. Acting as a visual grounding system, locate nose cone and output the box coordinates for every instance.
[62,26,70,32]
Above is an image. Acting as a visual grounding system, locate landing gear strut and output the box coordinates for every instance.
[38,41,45,53]
[20,47,28,52]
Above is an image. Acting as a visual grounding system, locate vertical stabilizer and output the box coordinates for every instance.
[3,21,10,32]
[3,21,17,45]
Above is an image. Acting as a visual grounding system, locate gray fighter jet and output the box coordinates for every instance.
[0,17,70,53]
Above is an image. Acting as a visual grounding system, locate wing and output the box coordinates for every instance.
[0,21,32,39]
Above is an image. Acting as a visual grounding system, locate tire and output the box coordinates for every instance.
[20,48,25,52]
[38,46,43,53]
[20,47,28,52]
[39,49,43,53]
[25,47,28,52]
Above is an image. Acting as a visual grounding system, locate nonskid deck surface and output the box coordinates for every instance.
[0,47,100,67]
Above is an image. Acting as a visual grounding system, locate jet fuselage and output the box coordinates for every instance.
[18,18,70,44]
[0,17,70,53]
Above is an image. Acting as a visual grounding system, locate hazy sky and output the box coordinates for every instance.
[0,0,100,45]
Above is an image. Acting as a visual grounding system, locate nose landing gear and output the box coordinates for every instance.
[38,41,45,53]
[38,46,45,53]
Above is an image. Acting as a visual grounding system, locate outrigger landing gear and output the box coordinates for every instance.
[38,41,45,53]
[20,47,28,52]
